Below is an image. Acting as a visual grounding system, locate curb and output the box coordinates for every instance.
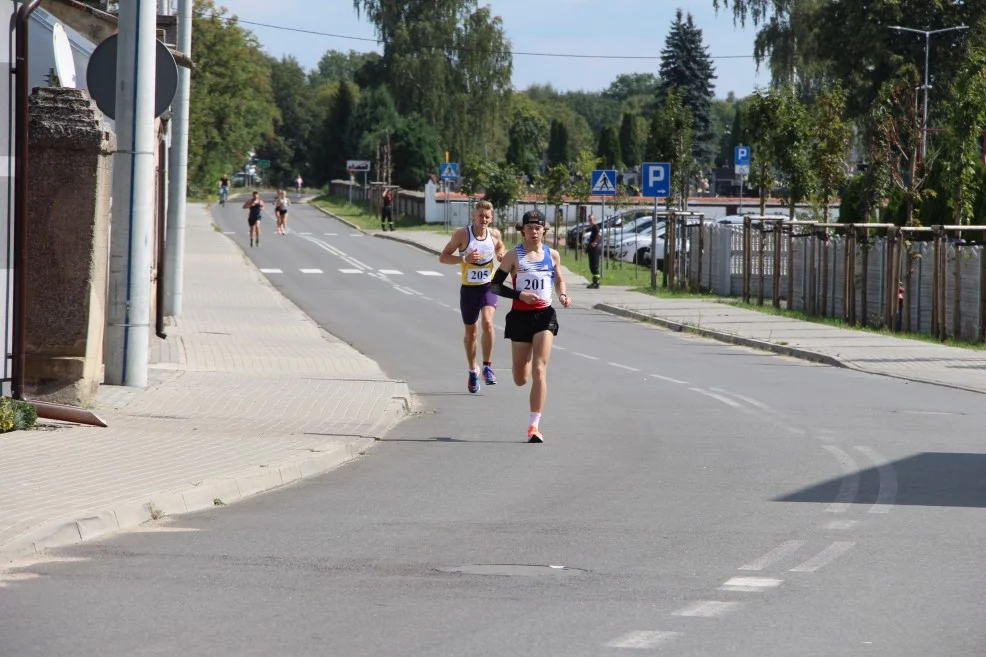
[593,303,986,396]
[594,303,848,369]
[308,201,367,233]
[374,231,441,256]
[0,436,377,565]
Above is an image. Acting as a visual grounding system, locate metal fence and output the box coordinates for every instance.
[684,219,986,342]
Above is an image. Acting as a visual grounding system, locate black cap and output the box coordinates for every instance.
[522,209,546,226]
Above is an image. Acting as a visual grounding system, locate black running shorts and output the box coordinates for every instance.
[504,306,558,343]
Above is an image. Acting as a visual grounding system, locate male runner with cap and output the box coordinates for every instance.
[489,209,571,443]
[438,200,506,393]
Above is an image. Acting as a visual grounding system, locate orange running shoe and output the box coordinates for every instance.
[527,426,544,443]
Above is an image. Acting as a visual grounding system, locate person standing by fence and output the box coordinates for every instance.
[381,188,394,231]
[586,213,601,289]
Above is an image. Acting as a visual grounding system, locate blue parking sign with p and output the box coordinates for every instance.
[641,162,671,197]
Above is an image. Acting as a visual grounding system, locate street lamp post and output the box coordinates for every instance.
[888,24,969,161]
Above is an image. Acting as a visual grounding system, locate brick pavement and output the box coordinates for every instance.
[0,203,409,562]
[372,225,986,395]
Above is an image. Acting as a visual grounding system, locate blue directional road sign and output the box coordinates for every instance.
[734,145,751,176]
[641,162,671,197]
[590,169,617,196]
[440,162,459,180]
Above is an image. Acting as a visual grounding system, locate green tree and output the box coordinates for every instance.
[547,119,571,167]
[309,49,381,87]
[483,162,524,231]
[505,108,548,178]
[543,164,570,247]
[878,66,931,225]
[187,1,277,194]
[391,114,442,190]
[647,90,694,209]
[743,89,779,214]
[354,0,513,159]
[596,126,622,169]
[255,55,321,187]
[316,81,357,184]
[619,112,643,168]
[810,83,851,222]
[769,86,815,220]
[939,41,986,225]
[660,9,718,167]
[346,86,401,182]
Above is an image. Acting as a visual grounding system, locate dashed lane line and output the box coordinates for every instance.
[738,540,806,571]
[417,270,444,276]
[259,268,282,274]
[789,541,856,573]
[673,600,740,618]
[688,387,743,409]
[609,362,640,372]
[718,576,783,592]
[339,269,362,274]
[649,374,688,385]
[299,269,323,274]
[605,631,682,649]
[379,269,403,275]
[572,352,599,361]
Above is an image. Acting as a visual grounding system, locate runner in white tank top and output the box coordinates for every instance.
[489,210,571,443]
[438,201,506,393]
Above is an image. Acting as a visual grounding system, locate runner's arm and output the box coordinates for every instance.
[438,228,468,265]
[489,250,519,299]
[491,228,506,261]
[552,250,571,308]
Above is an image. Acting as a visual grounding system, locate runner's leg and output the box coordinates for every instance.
[511,341,533,387]
[529,330,553,413]
[480,305,495,364]
[464,322,479,371]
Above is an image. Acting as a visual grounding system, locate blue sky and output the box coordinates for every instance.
[219,0,767,99]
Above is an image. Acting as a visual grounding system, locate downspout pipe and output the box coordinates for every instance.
[12,0,43,401]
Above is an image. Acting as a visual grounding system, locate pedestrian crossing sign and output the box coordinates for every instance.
[440,162,459,180]
[591,169,617,196]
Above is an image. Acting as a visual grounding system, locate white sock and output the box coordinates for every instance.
[529,412,541,429]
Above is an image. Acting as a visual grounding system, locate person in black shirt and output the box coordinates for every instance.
[585,213,601,288]
[242,191,264,247]
[381,188,394,231]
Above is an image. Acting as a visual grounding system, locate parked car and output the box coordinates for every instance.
[565,208,652,249]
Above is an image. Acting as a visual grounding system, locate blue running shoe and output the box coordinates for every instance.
[483,365,497,385]
[467,370,480,394]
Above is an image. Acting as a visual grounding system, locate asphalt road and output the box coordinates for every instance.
[1,200,984,656]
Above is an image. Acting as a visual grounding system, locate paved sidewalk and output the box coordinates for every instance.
[0,203,409,563]
[372,227,986,395]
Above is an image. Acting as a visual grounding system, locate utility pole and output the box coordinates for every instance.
[888,24,968,162]
[105,0,157,387]
[164,0,191,316]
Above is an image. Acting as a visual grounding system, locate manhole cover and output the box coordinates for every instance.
[438,564,588,577]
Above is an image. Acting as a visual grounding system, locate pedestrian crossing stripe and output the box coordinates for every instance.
[591,170,616,195]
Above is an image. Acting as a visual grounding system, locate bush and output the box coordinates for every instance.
[0,397,38,432]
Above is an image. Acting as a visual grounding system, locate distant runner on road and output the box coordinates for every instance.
[490,209,571,443]
[243,191,264,248]
[438,200,506,393]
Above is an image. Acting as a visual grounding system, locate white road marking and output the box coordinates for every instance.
[789,541,855,572]
[350,233,364,237]
[420,296,433,301]
[825,520,859,530]
[554,345,566,350]
[689,387,743,409]
[609,362,640,372]
[349,257,371,270]
[222,231,236,235]
[650,374,688,385]
[299,269,323,274]
[572,352,599,360]
[417,270,444,276]
[822,446,861,513]
[393,286,413,295]
[437,302,451,308]
[403,287,423,295]
[710,388,807,435]
[719,576,783,592]
[605,631,682,649]
[259,268,282,274]
[855,446,897,513]
[673,600,740,618]
[339,269,362,274]
[323,233,337,236]
[379,269,403,275]
[298,232,312,235]
[739,540,806,571]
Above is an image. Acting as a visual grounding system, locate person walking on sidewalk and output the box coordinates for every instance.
[243,191,264,247]
[439,200,506,393]
[381,188,395,231]
[489,209,571,443]
[586,213,601,288]
[274,189,290,235]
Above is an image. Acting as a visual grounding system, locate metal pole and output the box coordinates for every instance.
[601,197,606,280]
[105,0,157,387]
[11,0,43,399]
[164,0,191,317]
[650,198,658,289]
[922,31,930,162]
[739,174,744,214]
